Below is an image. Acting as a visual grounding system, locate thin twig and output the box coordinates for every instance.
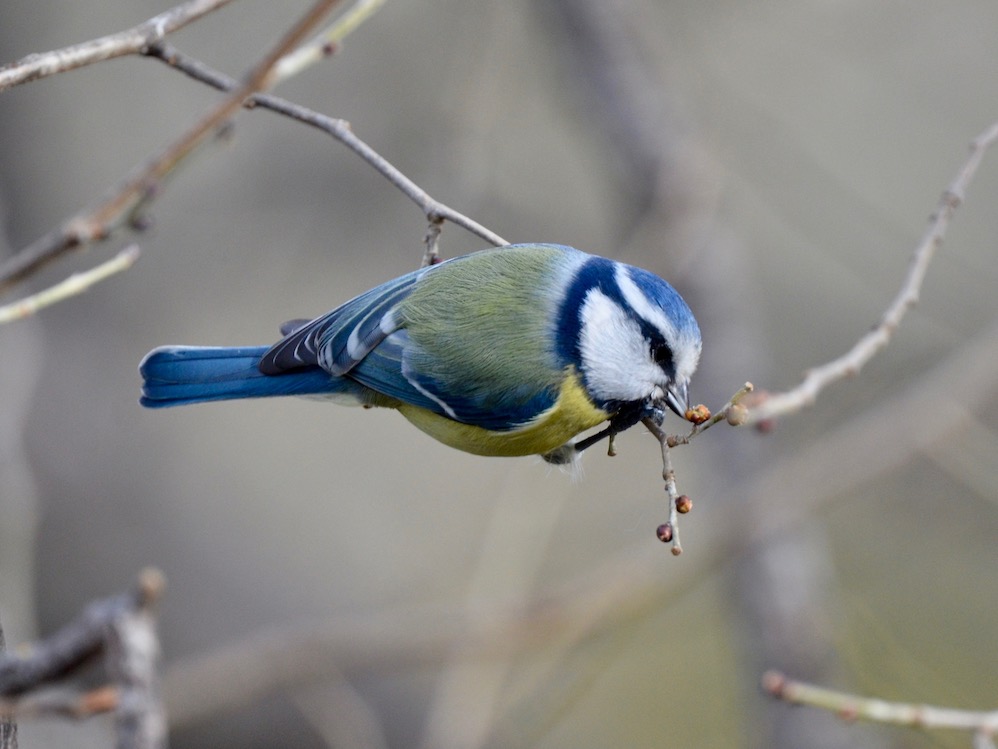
[633,383,753,554]
[0,0,238,92]
[274,0,387,82]
[422,219,445,266]
[145,42,510,248]
[666,382,754,448]
[0,245,140,325]
[0,0,344,295]
[641,417,682,555]
[263,101,510,248]
[660,438,681,556]
[749,121,998,424]
[763,670,998,744]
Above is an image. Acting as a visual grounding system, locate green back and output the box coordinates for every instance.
[398,245,578,417]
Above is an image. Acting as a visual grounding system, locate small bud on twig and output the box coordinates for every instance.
[684,404,711,424]
[725,403,748,426]
[675,495,692,514]
[656,523,673,543]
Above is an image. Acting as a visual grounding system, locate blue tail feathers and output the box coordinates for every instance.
[139,346,340,408]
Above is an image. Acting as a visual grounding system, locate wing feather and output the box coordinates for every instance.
[258,245,586,432]
[258,269,427,375]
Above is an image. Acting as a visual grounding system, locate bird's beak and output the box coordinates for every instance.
[664,380,690,419]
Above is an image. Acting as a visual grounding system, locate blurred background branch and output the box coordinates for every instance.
[0,0,344,294]
[764,670,998,749]
[0,570,166,749]
[0,0,236,92]
[0,245,140,325]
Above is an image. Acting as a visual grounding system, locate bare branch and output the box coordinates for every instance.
[0,0,501,300]
[251,96,511,249]
[0,0,344,295]
[0,0,238,92]
[422,220,445,267]
[0,245,140,325]
[749,120,998,424]
[641,417,683,555]
[665,383,754,448]
[764,670,998,744]
[145,42,510,248]
[632,383,752,554]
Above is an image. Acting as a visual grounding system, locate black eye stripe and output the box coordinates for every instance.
[649,335,676,380]
[652,342,673,366]
[556,256,621,368]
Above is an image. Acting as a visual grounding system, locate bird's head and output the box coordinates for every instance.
[559,257,702,425]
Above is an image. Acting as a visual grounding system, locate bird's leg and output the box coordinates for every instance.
[573,400,665,455]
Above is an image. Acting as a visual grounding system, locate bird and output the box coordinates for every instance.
[139,243,701,463]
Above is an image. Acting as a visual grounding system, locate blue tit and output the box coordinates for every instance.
[140,243,701,462]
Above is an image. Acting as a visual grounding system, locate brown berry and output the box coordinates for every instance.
[656,523,673,543]
[685,404,711,424]
[675,495,692,514]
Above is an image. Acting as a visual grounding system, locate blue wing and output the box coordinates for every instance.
[258,263,472,420]
[259,267,430,376]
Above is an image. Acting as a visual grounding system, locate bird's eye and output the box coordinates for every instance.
[651,341,677,381]
[651,342,673,368]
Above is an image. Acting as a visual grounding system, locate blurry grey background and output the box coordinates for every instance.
[1,1,997,747]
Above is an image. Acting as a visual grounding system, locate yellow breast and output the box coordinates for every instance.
[396,369,608,457]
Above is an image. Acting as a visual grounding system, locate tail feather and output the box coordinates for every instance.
[139,346,338,408]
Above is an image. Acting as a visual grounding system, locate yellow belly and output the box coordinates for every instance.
[397,370,608,457]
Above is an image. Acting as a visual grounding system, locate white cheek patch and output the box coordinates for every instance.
[674,342,701,385]
[615,265,701,384]
[578,290,661,403]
